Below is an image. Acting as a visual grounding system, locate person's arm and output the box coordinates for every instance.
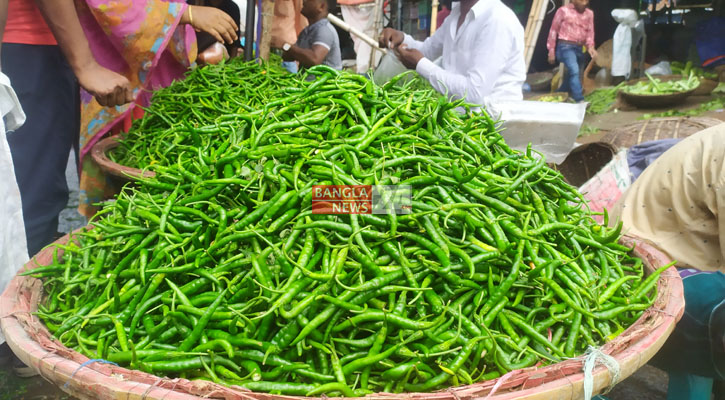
[283,44,329,68]
[585,10,597,59]
[180,5,238,45]
[546,7,564,64]
[408,26,515,107]
[33,0,132,107]
[379,23,445,62]
[283,23,336,68]
[401,29,445,61]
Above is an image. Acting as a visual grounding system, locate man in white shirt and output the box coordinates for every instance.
[379,0,525,110]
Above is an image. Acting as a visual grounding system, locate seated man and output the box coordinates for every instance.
[274,0,342,70]
[612,123,725,400]
[379,0,525,110]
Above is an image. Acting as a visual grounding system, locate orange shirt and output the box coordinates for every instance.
[3,0,57,45]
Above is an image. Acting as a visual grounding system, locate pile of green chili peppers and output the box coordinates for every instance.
[28,61,667,397]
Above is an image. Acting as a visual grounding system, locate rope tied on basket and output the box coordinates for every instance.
[64,358,119,389]
[582,346,621,400]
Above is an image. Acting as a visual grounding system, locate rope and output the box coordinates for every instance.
[582,346,621,400]
[484,369,519,400]
[64,358,119,389]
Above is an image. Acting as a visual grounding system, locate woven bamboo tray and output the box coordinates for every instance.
[1,230,684,400]
[601,116,724,149]
[91,135,155,181]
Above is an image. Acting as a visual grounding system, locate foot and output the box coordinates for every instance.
[12,355,38,378]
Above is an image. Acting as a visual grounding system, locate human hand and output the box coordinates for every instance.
[395,45,424,70]
[198,42,229,65]
[185,6,238,44]
[76,62,133,107]
[589,48,598,60]
[379,28,404,49]
[548,53,556,65]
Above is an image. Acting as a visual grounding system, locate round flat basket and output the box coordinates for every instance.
[526,71,554,92]
[692,78,718,96]
[91,136,155,181]
[601,116,724,149]
[531,92,569,103]
[619,75,698,108]
[554,142,617,187]
[0,231,684,400]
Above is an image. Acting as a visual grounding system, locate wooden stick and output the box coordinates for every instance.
[259,0,275,61]
[327,13,388,55]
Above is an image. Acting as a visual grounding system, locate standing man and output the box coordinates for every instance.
[546,0,597,102]
[378,0,525,111]
[338,0,379,73]
[274,0,342,70]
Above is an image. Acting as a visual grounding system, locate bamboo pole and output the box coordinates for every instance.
[523,0,548,70]
[259,0,275,61]
[430,0,439,35]
[368,0,385,69]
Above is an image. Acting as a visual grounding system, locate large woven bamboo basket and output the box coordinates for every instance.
[91,135,156,181]
[0,233,684,400]
[601,117,724,149]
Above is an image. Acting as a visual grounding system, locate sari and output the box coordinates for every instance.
[75,0,197,217]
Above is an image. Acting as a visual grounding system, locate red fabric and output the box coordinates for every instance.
[436,6,450,29]
[546,4,595,57]
[3,0,57,45]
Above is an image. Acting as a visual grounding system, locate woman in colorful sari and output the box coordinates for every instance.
[3,0,236,256]
[75,0,238,217]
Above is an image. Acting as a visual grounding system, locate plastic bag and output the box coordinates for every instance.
[645,61,673,76]
[611,9,639,78]
[0,72,28,344]
[372,52,407,85]
[495,100,587,164]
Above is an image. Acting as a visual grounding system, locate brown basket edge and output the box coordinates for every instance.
[0,231,685,400]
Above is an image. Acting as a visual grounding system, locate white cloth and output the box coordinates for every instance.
[611,9,639,78]
[0,72,28,345]
[402,0,525,110]
[341,3,382,73]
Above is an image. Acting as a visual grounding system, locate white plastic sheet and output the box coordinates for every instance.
[645,61,672,76]
[0,72,28,344]
[611,9,639,78]
[496,100,587,164]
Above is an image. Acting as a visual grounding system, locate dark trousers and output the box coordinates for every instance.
[1,44,79,256]
[649,271,725,399]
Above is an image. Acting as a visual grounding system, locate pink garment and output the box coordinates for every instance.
[437,6,450,29]
[546,4,595,56]
[75,0,197,217]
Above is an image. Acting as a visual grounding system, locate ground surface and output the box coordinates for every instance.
[1,89,723,400]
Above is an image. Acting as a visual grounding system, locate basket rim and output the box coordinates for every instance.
[90,135,156,180]
[0,231,685,400]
